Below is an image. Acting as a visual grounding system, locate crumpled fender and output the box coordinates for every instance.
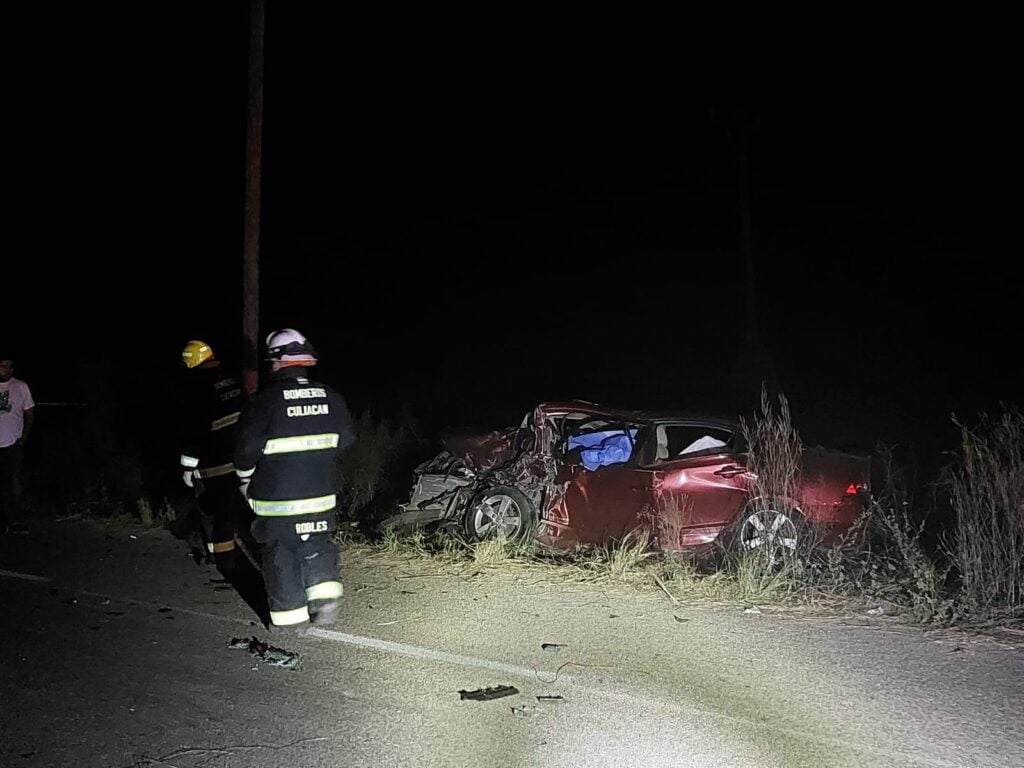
[441,427,519,473]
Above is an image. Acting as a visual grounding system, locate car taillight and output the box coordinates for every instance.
[846,482,869,495]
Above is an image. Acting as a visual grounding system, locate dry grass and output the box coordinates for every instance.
[736,387,815,570]
[946,407,1024,622]
[642,495,691,552]
[740,387,803,521]
[136,497,176,528]
[862,451,954,623]
[584,527,659,581]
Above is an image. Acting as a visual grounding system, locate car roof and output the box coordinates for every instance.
[534,400,741,431]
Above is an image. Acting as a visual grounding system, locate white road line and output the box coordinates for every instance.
[308,627,571,683]
[0,568,52,583]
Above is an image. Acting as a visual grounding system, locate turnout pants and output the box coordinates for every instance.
[195,474,266,622]
[194,475,260,581]
[195,474,258,564]
[259,532,343,627]
[0,444,26,527]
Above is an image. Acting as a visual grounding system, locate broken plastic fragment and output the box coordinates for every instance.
[227,636,300,669]
[541,643,564,653]
[458,685,519,701]
[536,695,565,704]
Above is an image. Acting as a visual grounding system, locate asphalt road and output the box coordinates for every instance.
[1,518,1022,768]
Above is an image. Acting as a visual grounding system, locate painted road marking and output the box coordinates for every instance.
[0,568,52,583]
[308,627,571,683]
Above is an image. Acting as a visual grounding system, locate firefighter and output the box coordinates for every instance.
[233,328,356,634]
[178,340,265,612]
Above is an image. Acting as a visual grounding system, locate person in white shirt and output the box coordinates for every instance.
[0,355,35,533]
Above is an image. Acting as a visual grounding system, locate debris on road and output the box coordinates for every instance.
[458,685,518,701]
[228,636,300,670]
[541,643,565,653]
[536,695,565,704]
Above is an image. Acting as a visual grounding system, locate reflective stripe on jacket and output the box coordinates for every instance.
[233,368,355,523]
[180,363,244,474]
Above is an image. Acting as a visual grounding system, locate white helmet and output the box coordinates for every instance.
[265,328,318,364]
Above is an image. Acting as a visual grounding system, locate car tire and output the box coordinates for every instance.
[733,501,805,567]
[463,486,537,543]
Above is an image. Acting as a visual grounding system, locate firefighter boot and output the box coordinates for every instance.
[268,619,310,638]
[309,598,341,627]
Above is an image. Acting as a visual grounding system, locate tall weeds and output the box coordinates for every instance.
[741,386,803,509]
[735,386,809,571]
[641,494,691,553]
[851,445,954,624]
[946,406,1024,621]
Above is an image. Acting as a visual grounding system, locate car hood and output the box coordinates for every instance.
[441,427,520,473]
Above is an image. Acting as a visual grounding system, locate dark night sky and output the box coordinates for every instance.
[10,6,1019,463]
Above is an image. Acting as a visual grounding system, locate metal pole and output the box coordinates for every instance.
[242,0,265,395]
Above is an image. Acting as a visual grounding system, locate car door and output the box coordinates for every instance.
[557,420,654,544]
[645,422,750,548]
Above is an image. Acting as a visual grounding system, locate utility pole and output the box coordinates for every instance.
[735,122,758,348]
[710,105,777,403]
[710,105,760,346]
[242,0,265,395]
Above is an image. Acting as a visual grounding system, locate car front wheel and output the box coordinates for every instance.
[463,486,537,543]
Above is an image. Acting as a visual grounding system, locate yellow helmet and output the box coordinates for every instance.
[181,340,214,369]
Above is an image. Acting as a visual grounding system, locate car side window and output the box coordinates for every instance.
[563,420,640,470]
[653,424,735,463]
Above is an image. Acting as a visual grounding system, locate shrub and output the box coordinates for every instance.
[337,410,423,528]
[845,445,955,624]
[945,405,1024,622]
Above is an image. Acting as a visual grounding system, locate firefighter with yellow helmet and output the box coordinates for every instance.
[178,339,265,617]
[233,329,356,634]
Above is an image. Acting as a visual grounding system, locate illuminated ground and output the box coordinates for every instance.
[1,519,1021,768]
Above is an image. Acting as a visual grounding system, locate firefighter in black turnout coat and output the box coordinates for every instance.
[234,329,356,633]
[178,340,262,593]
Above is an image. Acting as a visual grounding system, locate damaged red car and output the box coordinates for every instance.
[384,401,872,557]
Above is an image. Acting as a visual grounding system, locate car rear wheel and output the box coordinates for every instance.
[463,486,537,543]
[735,502,804,567]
